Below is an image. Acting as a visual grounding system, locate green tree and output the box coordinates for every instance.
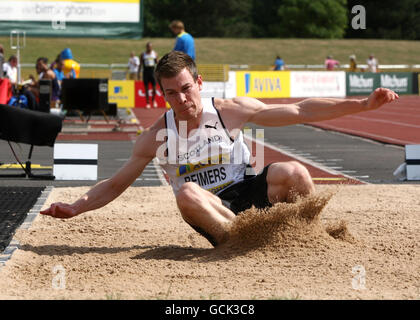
[253,0,348,38]
[252,0,286,37]
[143,0,253,37]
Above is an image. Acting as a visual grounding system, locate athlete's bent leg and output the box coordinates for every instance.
[176,182,236,245]
[266,161,315,203]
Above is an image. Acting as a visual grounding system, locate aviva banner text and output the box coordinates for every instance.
[236,71,291,98]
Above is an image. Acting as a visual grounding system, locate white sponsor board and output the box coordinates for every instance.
[201,81,225,98]
[290,71,346,98]
[225,71,237,99]
[53,144,98,180]
[406,145,420,180]
[0,0,139,23]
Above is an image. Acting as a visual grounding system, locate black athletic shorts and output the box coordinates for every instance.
[189,164,272,247]
[217,164,272,214]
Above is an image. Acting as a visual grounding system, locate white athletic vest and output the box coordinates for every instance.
[158,98,251,196]
[142,50,157,68]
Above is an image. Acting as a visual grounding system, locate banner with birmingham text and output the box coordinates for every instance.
[0,0,143,38]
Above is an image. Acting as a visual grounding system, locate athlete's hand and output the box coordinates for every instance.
[366,88,399,110]
[40,202,79,219]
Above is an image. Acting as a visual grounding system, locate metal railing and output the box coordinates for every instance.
[18,63,420,81]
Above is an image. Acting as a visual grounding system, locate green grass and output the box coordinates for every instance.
[2,37,419,80]
[2,37,419,66]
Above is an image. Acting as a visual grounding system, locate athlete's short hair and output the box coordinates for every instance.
[155,51,198,90]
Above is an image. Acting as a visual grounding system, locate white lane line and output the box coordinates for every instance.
[128,117,168,186]
[367,110,420,119]
[243,134,366,184]
[313,124,416,145]
[348,115,420,129]
[153,158,169,186]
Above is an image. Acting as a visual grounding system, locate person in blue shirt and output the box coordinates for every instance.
[272,56,285,71]
[169,20,196,61]
[53,58,65,82]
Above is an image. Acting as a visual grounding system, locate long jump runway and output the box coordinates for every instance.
[2,97,410,189]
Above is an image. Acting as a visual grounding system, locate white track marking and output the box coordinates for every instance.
[243,134,365,184]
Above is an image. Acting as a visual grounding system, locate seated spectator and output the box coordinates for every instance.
[53,57,65,82]
[28,57,60,108]
[325,55,340,71]
[348,54,357,72]
[60,48,80,78]
[50,54,61,71]
[272,56,286,71]
[3,55,18,84]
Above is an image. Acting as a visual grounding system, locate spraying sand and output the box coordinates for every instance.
[0,185,418,300]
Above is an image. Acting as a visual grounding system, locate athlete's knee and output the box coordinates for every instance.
[176,182,205,211]
[269,161,314,191]
[289,161,312,184]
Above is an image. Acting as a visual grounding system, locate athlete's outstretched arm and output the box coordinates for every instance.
[226,88,398,128]
[40,124,162,219]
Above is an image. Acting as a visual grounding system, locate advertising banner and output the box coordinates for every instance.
[346,72,379,96]
[290,71,346,97]
[413,73,419,95]
[347,72,413,95]
[379,72,412,94]
[108,80,135,108]
[134,81,166,108]
[236,71,290,98]
[0,0,143,38]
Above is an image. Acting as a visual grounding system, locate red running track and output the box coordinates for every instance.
[58,95,418,185]
[261,95,420,146]
[131,108,363,185]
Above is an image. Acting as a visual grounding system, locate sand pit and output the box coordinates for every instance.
[0,184,418,300]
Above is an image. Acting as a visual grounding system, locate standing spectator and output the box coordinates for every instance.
[272,56,286,71]
[169,20,195,61]
[0,45,4,78]
[127,51,140,80]
[3,55,18,84]
[325,56,340,71]
[348,54,357,72]
[139,42,159,108]
[367,54,378,73]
